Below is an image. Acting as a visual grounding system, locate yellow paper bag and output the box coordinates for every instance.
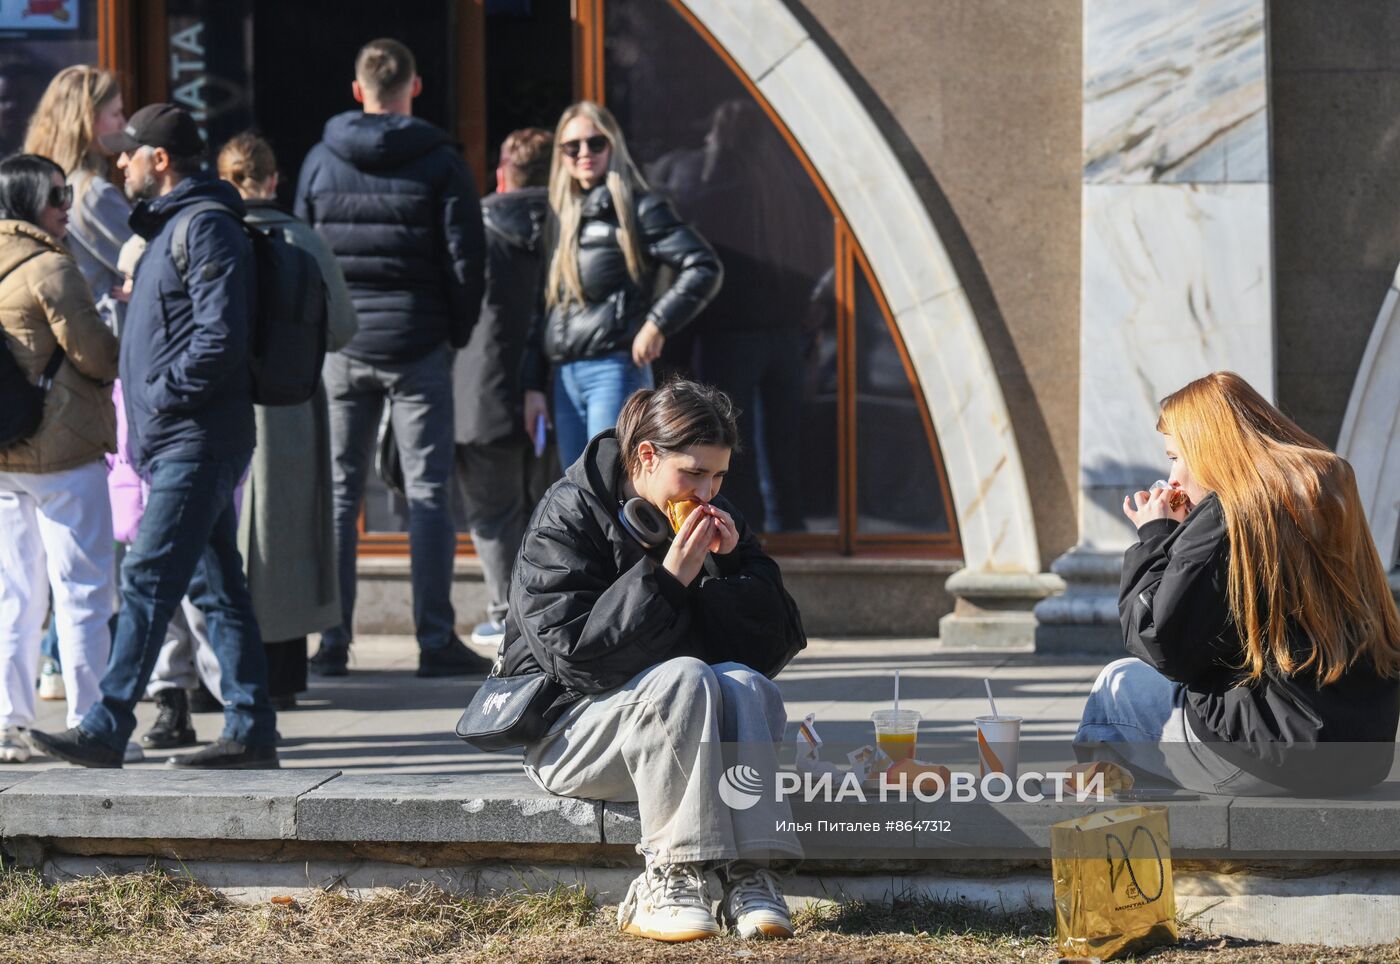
[1051,805,1178,960]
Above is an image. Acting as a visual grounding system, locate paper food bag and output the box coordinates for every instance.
[1051,805,1178,960]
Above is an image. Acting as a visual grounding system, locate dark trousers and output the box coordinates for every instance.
[80,456,275,750]
[455,439,531,625]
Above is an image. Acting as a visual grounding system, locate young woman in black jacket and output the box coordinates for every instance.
[521,101,722,468]
[500,380,805,943]
[1076,371,1400,795]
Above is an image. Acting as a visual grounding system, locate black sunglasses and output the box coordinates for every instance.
[560,135,610,158]
[47,184,73,208]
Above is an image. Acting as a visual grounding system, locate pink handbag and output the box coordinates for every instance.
[106,379,145,544]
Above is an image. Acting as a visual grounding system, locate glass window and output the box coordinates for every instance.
[853,269,951,535]
[604,0,838,534]
[0,0,98,158]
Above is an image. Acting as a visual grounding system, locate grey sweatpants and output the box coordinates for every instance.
[524,657,802,865]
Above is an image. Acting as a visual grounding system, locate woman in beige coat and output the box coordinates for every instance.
[0,153,118,763]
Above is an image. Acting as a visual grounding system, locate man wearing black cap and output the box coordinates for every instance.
[29,103,279,770]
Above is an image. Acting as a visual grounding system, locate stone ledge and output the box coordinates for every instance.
[296,773,601,844]
[0,770,1397,860]
[0,769,340,841]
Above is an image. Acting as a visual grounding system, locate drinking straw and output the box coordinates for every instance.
[984,679,1000,719]
[894,669,901,717]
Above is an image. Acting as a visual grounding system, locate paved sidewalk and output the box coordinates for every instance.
[24,637,1107,775]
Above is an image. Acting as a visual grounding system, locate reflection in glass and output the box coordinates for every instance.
[604,0,837,533]
[854,271,950,535]
[0,0,98,157]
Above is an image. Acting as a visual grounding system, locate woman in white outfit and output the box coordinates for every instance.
[22,65,132,706]
[0,153,119,762]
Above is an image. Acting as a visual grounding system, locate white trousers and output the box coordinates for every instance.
[0,462,115,729]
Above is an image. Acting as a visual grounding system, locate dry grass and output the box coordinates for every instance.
[1,869,1399,963]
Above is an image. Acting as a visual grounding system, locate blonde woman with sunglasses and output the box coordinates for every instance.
[522,101,722,468]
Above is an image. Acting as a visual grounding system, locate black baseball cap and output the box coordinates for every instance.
[100,103,204,157]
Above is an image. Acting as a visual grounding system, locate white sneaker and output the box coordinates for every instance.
[721,865,794,939]
[0,726,31,763]
[617,862,722,942]
[38,658,65,701]
[123,741,145,764]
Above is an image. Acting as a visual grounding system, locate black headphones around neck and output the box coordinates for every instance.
[617,497,671,549]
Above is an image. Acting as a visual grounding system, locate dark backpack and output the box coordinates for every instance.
[171,201,328,406]
[0,250,66,449]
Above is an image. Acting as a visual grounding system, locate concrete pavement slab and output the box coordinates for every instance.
[296,772,601,843]
[0,768,339,840]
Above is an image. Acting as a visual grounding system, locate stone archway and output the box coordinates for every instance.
[677,0,1040,575]
[1338,263,1400,574]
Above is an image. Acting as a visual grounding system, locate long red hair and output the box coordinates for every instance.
[1157,372,1400,685]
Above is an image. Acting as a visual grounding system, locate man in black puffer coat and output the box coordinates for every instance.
[294,38,487,678]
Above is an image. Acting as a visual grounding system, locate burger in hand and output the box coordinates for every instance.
[665,498,704,533]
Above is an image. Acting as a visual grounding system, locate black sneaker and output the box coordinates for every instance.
[167,739,279,769]
[27,727,123,768]
[141,689,198,749]
[309,641,349,677]
[416,637,494,678]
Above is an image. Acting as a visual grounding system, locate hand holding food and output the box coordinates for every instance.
[661,502,714,587]
[1122,481,1190,527]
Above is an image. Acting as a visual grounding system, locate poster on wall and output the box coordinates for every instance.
[0,0,79,30]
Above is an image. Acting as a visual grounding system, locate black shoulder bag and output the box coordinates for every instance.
[455,647,569,752]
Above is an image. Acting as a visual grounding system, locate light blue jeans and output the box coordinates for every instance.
[1074,657,1284,795]
[553,352,654,468]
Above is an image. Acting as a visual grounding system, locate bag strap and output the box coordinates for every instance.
[1,248,64,384]
[35,345,66,390]
[170,200,242,280]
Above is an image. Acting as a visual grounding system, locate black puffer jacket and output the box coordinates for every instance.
[453,186,548,446]
[294,110,485,365]
[499,430,805,700]
[522,184,721,389]
[1120,493,1400,793]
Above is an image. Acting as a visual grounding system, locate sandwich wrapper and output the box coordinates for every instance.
[794,714,948,786]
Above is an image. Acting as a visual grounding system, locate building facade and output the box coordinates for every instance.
[6,0,1395,641]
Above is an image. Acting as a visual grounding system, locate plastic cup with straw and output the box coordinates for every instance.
[976,678,1022,779]
[871,668,920,765]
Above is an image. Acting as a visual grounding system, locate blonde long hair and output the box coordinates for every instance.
[1157,371,1400,685]
[545,101,649,309]
[23,66,120,182]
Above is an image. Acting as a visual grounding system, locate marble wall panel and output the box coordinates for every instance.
[1079,182,1274,547]
[1085,0,1267,184]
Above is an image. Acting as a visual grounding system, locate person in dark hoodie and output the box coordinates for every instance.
[503,380,806,943]
[452,127,552,649]
[295,38,487,678]
[29,103,279,770]
[1076,371,1400,796]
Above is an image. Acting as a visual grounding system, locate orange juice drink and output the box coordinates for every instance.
[871,709,920,765]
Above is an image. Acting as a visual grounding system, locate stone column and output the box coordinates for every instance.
[1035,0,1275,651]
